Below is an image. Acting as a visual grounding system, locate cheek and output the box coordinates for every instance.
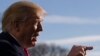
[26,26,36,35]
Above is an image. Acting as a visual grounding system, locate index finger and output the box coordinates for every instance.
[85,46,93,50]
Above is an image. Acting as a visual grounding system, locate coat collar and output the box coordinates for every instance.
[0,32,21,47]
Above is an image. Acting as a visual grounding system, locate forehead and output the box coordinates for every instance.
[37,10,45,18]
[27,8,46,22]
[27,14,43,23]
[36,8,47,21]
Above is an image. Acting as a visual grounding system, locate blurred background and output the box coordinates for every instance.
[0,0,100,56]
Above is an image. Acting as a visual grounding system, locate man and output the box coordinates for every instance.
[0,1,92,56]
[0,1,46,56]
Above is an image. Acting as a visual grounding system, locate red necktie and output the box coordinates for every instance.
[24,48,30,56]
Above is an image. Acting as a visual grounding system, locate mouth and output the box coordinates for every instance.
[31,36,37,46]
[31,37,37,42]
[31,33,40,42]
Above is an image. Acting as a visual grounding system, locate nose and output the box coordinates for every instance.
[37,22,43,32]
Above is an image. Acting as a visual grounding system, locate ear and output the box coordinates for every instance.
[14,21,20,32]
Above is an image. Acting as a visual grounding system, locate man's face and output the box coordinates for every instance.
[19,14,43,48]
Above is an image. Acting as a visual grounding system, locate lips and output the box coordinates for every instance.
[31,33,39,42]
[31,37,36,42]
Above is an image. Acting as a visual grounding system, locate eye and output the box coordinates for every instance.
[34,23,38,30]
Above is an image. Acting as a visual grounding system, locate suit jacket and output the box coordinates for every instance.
[0,32,27,56]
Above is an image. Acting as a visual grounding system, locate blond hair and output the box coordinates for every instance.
[2,1,46,32]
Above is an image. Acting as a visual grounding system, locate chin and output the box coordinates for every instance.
[24,43,36,48]
[32,42,36,46]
